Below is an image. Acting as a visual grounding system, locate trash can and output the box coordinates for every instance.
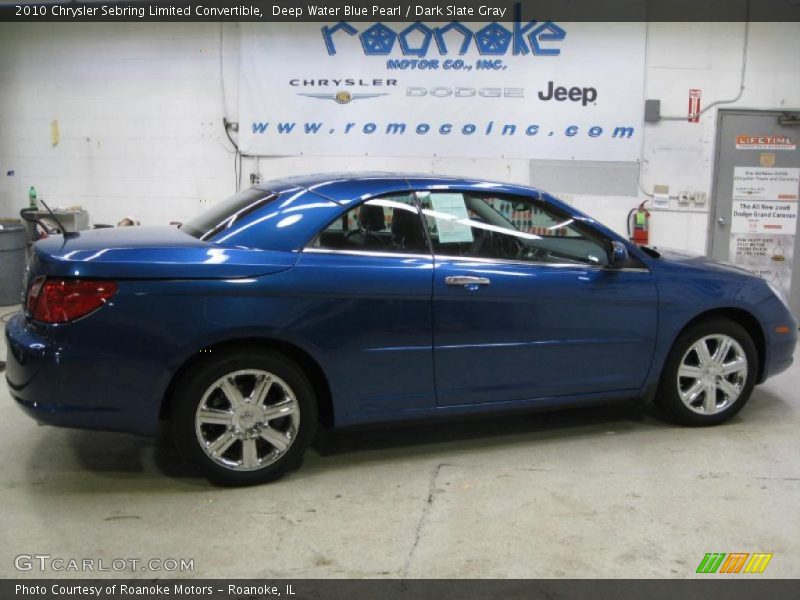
[0,224,27,306]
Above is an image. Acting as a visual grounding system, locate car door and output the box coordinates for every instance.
[414,185,658,407]
[292,192,436,422]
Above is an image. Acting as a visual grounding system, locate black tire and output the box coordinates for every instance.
[171,348,317,486]
[655,317,758,426]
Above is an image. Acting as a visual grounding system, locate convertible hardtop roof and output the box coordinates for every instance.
[253,172,547,206]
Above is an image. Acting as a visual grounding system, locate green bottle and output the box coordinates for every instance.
[28,186,37,209]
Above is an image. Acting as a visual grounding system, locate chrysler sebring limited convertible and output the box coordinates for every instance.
[5,173,798,484]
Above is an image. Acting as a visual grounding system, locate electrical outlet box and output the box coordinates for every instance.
[652,184,669,209]
[692,191,707,206]
[678,191,691,205]
[644,99,661,123]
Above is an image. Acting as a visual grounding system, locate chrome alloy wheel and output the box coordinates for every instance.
[676,334,748,415]
[194,369,300,471]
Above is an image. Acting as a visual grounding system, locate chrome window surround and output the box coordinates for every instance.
[301,247,650,272]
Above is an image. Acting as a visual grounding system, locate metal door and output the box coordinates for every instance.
[709,110,800,318]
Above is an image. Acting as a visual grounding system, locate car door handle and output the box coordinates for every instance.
[445,276,491,288]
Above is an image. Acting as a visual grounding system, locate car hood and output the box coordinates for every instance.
[32,226,298,279]
[653,247,757,277]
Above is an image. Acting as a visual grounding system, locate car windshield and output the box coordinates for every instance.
[181,188,277,240]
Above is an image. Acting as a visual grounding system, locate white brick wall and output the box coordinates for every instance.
[0,22,240,225]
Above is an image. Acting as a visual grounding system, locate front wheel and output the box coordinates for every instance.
[656,318,758,426]
[171,349,317,485]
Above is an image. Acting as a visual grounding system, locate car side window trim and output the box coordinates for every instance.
[432,253,650,272]
[303,247,433,260]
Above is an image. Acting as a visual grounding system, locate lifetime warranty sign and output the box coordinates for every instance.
[736,135,797,151]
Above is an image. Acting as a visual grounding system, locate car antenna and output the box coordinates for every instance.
[38,198,79,239]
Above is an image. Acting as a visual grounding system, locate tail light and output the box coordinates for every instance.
[25,277,118,324]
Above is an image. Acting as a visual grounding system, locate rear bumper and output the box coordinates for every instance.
[5,313,160,435]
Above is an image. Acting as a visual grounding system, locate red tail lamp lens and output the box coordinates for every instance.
[26,277,118,323]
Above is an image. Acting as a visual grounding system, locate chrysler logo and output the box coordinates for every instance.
[297,90,388,104]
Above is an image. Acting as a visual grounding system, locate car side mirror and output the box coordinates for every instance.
[608,241,630,269]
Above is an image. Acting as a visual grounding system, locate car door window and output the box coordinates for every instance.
[417,191,610,266]
[311,193,429,254]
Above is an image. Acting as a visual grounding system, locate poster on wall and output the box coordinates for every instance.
[730,167,799,234]
[238,15,646,159]
[729,233,794,300]
[729,166,799,300]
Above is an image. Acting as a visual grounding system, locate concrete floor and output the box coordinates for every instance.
[1,305,798,579]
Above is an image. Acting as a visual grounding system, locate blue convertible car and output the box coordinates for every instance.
[5,173,797,484]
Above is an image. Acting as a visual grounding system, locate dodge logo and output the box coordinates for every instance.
[406,87,524,98]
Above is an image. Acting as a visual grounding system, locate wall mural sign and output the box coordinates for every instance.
[729,166,799,300]
[239,8,646,159]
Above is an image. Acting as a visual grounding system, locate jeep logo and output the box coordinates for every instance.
[538,81,598,106]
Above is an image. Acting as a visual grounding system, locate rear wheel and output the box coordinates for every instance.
[171,349,317,485]
[656,318,758,426]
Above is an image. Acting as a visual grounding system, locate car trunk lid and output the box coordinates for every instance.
[30,226,298,280]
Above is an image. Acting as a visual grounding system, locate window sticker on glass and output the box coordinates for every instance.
[429,193,474,243]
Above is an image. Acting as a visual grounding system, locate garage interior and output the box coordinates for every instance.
[1,8,800,581]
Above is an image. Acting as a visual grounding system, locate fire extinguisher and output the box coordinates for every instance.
[627,201,651,245]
